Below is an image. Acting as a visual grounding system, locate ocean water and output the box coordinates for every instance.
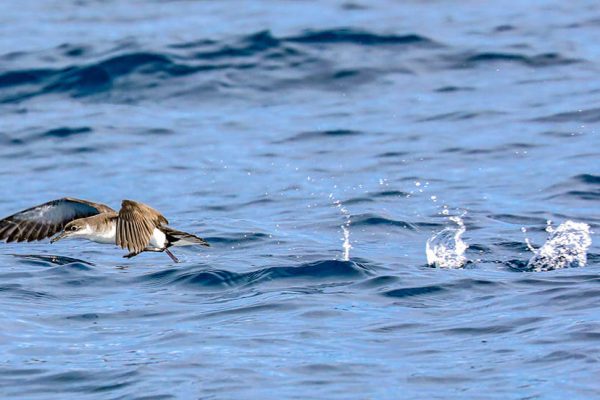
[0,1,599,398]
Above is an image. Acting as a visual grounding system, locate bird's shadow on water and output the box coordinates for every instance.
[8,253,95,267]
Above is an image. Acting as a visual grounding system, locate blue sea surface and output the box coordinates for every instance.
[0,1,599,398]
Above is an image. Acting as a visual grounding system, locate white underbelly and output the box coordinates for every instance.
[87,224,116,244]
[147,228,167,249]
[86,226,166,249]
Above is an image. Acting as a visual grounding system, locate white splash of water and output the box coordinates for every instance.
[526,220,592,272]
[426,214,469,269]
[329,194,352,261]
[341,224,351,261]
[521,227,537,253]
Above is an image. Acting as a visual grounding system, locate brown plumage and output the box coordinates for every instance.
[0,198,114,243]
[116,200,168,254]
[0,198,209,262]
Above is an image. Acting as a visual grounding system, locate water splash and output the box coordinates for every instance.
[522,220,555,253]
[329,194,352,261]
[426,214,468,269]
[526,220,592,272]
[521,227,537,253]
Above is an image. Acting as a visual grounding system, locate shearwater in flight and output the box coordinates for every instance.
[0,198,209,262]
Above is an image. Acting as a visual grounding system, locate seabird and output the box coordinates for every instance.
[0,198,209,262]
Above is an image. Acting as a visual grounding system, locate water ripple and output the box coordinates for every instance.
[139,260,370,290]
[352,214,417,230]
[459,52,578,68]
[287,28,439,46]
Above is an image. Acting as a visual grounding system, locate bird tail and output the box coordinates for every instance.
[161,226,210,247]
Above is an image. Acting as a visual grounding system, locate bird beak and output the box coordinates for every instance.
[50,231,68,244]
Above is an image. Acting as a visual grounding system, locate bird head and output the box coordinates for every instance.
[51,221,88,243]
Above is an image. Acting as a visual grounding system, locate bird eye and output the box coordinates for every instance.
[70,226,77,231]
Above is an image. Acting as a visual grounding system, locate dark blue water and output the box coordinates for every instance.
[1,1,599,398]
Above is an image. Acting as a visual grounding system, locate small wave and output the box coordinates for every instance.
[557,190,600,201]
[373,190,410,198]
[381,278,502,309]
[352,275,400,289]
[545,174,600,201]
[457,52,578,68]
[168,38,217,50]
[494,24,516,32]
[442,143,539,157]
[0,28,439,103]
[384,278,500,299]
[488,214,547,225]
[25,369,138,393]
[39,127,92,139]
[418,111,496,122]
[0,69,53,88]
[11,254,95,267]
[254,260,368,281]
[139,260,369,289]
[58,43,89,58]
[384,285,446,298]
[434,86,475,93]
[341,191,412,205]
[539,130,581,138]
[0,51,197,101]
[96,52,175,75]
[170,269,243,288]
[272,66,388,91]
[575,174,600,185]
[442,147,495,155]
[174,29,434,65]
[277,129,362,143]
[2,127,95,148]
[377,151,409,158]
[352,213,416,230]
[426,216,468,269]
[0,284,55,300]
[192,31,282,59]
[342,196,374,205]
[288,28,437,46]
[143,128,175,136]
[525,220,592,272]
[202,232,270,246]
[42,52,197,95]
[534,108,600,123]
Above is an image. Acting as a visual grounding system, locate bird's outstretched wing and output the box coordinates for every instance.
[116,200,168,253]
[0,198,115,243]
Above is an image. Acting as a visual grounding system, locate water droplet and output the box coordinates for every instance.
[330,194,352,261]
